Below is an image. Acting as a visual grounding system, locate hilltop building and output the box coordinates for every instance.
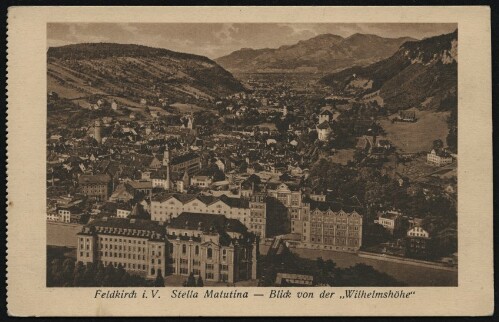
[427,149,453,166]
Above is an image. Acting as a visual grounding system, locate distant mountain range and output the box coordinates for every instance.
[47,43,245,105]
[320,30,457,112]
[216,33,415,74]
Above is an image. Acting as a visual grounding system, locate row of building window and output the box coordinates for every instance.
[99,251,148,260]
[97,237,148,244]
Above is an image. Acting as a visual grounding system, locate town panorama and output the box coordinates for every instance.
[46,23,458,287]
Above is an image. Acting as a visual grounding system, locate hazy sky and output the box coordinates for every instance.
[47,23,457,59]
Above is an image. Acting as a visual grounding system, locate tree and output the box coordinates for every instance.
[154,270,165,287]
[73,261,86,286]
[94,261,106,287]
[82,262,97,286]
[446,107,457,153]
[432,139,444,150]
[102,263,116,286]
[47,258,64,286]
[196,275,204,287]
[185,272,196,286]
[316,257,337,286]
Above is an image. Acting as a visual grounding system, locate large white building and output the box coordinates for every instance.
[150,193,267,238]
[427,149,453,166]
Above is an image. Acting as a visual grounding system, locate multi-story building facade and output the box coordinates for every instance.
[267,183,309,235]
[79,173,112,201]
[76,214,258,283]
[248,193,267,238]
[150,193,266,238]
[168,152,202,175]
[297,200,363,252]
[166,212,258,283]
[76,217,167,279]
[375,210,403,235]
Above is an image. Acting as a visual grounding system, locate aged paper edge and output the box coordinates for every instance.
[6,6,493,317]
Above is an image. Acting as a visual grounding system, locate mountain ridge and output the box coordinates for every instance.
[47,42,246,106]
[320,30,457,112]
[216,33,416,74]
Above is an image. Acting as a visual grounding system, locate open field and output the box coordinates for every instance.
[170,102,205,114]
[379,109,450,153]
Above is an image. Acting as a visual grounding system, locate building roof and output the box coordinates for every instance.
[152,192,250,209]
[79,173,111,184]
[378,211,400,220]
[306,199,363,214]
[171,152,200,165]
[219,194,250,208]
[169,212,248,235]
[126,180,153,190]
[82,217,166,238]
[152,192,197,203]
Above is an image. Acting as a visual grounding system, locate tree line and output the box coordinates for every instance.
[47,258,165,287]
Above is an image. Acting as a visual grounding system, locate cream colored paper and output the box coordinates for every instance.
[6,6,493,316]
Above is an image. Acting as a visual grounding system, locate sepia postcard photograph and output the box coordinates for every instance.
[45,21,458,288]
[6,6,493,317]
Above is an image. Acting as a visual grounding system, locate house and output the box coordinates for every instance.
[78,173,112,201]
[109,183,134,203]
[377,140,392,150]
[406,226,431,259]
[116,203,133,218]
[375,210,403,235]
[407,226,429,238]
[191,175,213,188]
[169,152,202,175]
[318,108,333,124]
[316,121,331,141]
[151,170,170,190]
[427,149,453,166]
[57,204,84,223]
[399,110,416,122]
[126,180,153,198]
[275,272,314,286]
[266,138,277,146]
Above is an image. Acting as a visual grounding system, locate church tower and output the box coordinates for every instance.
[163,146,170,190]
[187,115,194,130]
[94,120,102,144]
[163,146,170,167]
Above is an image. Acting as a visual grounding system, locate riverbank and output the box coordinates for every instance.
[281,246,457,286]
[358,251,457,272]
